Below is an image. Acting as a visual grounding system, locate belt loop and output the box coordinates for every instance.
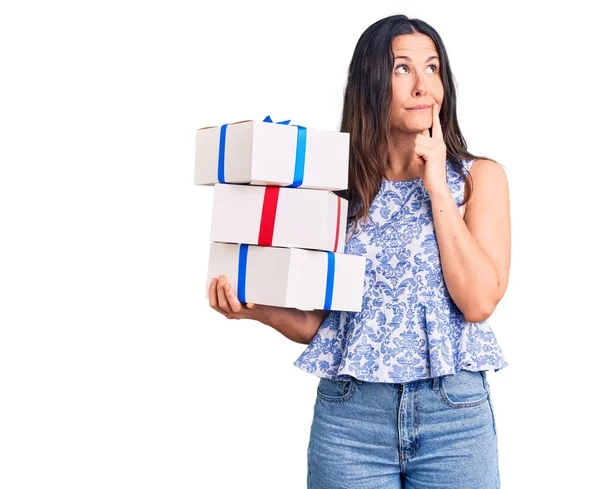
[432,376,440,391]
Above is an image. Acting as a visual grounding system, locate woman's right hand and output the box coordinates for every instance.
[208,274,269,322]
[208,274,327,344]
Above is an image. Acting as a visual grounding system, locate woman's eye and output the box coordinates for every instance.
[395,64,438,73]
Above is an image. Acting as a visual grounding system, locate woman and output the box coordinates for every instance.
[209,14,510,489]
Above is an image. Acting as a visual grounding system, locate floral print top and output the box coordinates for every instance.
[293,159,508,383]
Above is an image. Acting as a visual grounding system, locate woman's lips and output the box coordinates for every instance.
[407,106,431,111]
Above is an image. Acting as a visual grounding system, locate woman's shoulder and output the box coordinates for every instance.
[467,158,507,176]
[463,158,509,214]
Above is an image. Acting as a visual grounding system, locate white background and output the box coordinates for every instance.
[1,1,598,487]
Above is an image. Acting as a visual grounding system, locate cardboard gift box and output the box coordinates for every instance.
[209,183,348,252]
[194,118,349,191]
[205,242,366,312]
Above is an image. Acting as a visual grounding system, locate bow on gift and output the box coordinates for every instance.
[236,244,336,310]
[217,115,307,188]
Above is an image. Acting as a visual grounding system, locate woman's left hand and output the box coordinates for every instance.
[414,102,448,195]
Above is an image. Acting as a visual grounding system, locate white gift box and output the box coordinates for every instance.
[205,242,366,312]
[210,183,348,252]
[194,119,349,191]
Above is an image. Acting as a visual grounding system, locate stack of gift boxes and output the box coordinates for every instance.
[194,116,366,312]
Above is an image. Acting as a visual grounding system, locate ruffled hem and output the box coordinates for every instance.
[292,310,508,384]
[293,350,508,384]
[293,359,508,384]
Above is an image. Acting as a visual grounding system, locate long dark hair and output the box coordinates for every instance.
[335,14,495,239]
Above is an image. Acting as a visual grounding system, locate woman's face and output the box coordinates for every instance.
[390,33,443,133]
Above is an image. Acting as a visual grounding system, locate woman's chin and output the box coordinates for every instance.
[392,122,431,133]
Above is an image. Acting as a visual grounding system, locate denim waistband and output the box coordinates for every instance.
[350,370,488,390]
[351,375,442,390]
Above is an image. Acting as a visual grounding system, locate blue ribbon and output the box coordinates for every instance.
[237,244,249,303]
[323,251,335,310]
[236,244,336,309]
[217,115,307,187]
[217,125,228,184]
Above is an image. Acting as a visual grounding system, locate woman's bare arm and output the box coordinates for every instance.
[301,310,330,344]
[209,275,331,345]
[257,307,330,345]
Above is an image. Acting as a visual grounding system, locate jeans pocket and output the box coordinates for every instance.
[316,377,356,402]
[439,369,489,408]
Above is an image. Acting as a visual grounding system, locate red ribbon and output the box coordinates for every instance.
[333,195,341,252]
[258,186,280,246]
[257,187,343,251]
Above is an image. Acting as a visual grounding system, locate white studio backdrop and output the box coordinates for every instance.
[0,1,598,487]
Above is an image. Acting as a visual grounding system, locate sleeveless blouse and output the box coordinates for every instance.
[293,159,508,383]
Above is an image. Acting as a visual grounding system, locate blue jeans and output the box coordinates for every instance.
[307,369,500,488]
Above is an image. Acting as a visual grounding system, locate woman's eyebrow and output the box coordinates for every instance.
[394,55,439,62]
